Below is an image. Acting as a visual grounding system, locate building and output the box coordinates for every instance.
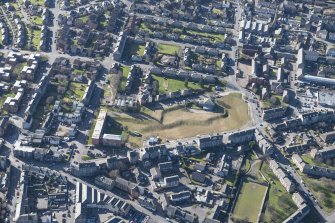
[140,145,167,160]
[127,150,138,164]
[318,91,335,108]
[269,160,295,193]
[158,161,174,173]
[228,128,255,144]
[164,175,179,188]
[197,134,223,150]
[262,107,287,121]
[0,116,9,137]
[70,162,99,177]
[13,144,35,159]
[95,176,115,191]
[320,131,335,143]
[216,154,230,177]
[292,154,335,179]
[191,172,206,183]
[150,167,161,181]
[255,129,274,155]
[283,192,310,223]
[102,134,122,147]
[138,196,156,211]
[311,146,335,161]
[114,177,139,198]
[169,191,192,203]
[92,109,107,145]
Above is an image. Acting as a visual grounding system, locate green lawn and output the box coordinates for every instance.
[81,155,93,161]
[301,154,335,170]
[152,75,204,93]
[29,0,45,6]
[302,175,335,213]
[137,45,146,56]
[31,16,43,26]
[79,16,89,23]
[32,29,41,50]
[157,43,180,55]
[233,179,267,223]
[66,82,87,101]
[261,162,297,222]
[13,62,27,76]
[119,66,130,92]
[139,22,151,32]
[0,93,15,110]
[124,42,146,59]
[73,69,85,75]
[87,118,97,145]
[187,30,225,42]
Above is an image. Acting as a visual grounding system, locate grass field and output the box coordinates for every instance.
[233,179,267,223]
[32,29,41,50]
[111,92,250,147]
[187,30,225,42]
[119,66,130,92]
[29,0,45,5]
[65,82,87,101]
[123,41,146,60]
[302,175,335,213]
[31,16,43,26]
[157,43,180,55]
[153,75,204,93]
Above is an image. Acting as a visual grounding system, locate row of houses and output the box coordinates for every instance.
[269,159,295,193]
[262,107,287,121]
[13,17,26,48]
[274,110,335,131]
[70,154,134,177]
[95,176,140,198]
[75,181,132,223]
[292,154,335,179]
[40,25,50,51]
[113,31,127,61]
[283,192,310,223]
[0,20,10,45]
[20,54,40,80]
[3,82,25,113]
[149,67,218,84]
[143,15,226,35]
[311,146,335,162]
[13,140,65,162]
[139,128,276,163]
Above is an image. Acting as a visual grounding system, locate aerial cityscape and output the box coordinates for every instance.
[0,0,335,222]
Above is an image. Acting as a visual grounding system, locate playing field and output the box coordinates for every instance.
[110,93,251,147]
[233,179,267,223]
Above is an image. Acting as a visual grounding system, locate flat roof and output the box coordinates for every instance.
[92,110,107,139]
[103,134,122,141]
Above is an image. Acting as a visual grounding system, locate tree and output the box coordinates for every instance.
[199,78,204,87]
[270,95,281,107]
[108,170,119,179]
[57,86,66,94]
[46,96,55,105]
[249,141,256,149]
[184,77,189,87]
